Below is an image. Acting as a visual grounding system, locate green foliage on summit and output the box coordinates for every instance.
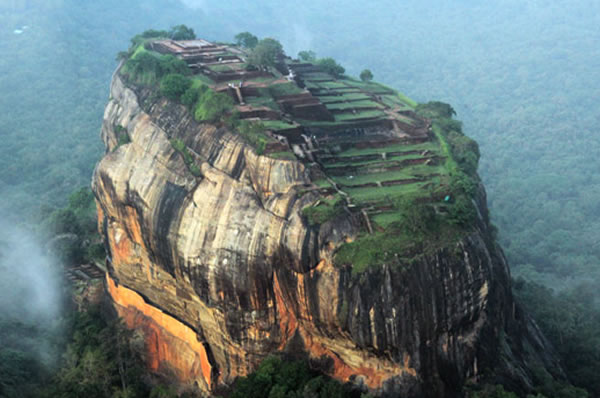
[247,38,284,69]
[122,47,189,86]
[235,31,259,48]
[302,196,345,226]
[159,73,192,100]
[317,57,345,78]
[170,138,202,177]
[193,86,235,123]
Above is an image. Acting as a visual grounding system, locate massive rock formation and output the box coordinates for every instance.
[93,72,562,397]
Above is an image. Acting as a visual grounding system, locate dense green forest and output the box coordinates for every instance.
[2,0,600,396]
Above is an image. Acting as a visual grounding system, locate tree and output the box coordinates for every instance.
[416,101,457,119]
[317,57,345,78]
[394,198,436,236]
[247,38,284,70]
[360,69,374,82]
[297,50,316,62]
[169,24,195,41]
[234,32,258,48]
[194,88,234,123]
[159,73,192,101]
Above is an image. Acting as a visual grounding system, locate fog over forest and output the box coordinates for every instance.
[1,0,599,396]
[0,216,64,395]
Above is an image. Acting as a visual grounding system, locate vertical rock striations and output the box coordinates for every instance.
[93,73,561,397]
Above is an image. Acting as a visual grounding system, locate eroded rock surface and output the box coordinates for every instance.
[93,74,561,397]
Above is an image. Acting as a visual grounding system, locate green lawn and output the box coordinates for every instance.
[318,81,348,89]
[207,64,235,72]
[325,152,433,168]
[319,93,372,103]
[337,141,438,157]
[262,120,296,130]
[325,100,383,111]
[302,72,333,80]
[268,151,297,160]
[331,163,444,186]
[192,74,216,86]
[245,76,279,84]
[342,79,395,94]
[268,83,305,97]
[245,95,278,110]
[345,181,427,203]
[381,94,413,110]
[334,110,386,121]
[370,211,407,228]
[313,179,333,188]
[304,81,321,89]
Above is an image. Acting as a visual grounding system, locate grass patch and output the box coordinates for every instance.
[207,64,235,72]
[337,141,438,157]
[113,125,131,151]
[268,151,296,160]
[325,152,435,168]
[302,196,344,225]
[381,94,413,110]
[302,72,333,80]
[245,95,279,110]
[345,182,427,203]
[170,138,202,177]
[230,120,277,155]
[334,219,465,274]
[325,100,383,111]
[342,78,394,94]
[194,86,235,122]
[245,76,279,84]
[304,81,321,90]
[334,232,411,273]
[268,83,305,97]
[192,74,216,86]
[313,179,333,188]
[262,120,296,130]
[371,212,405,228]
[319,93,372,103]
[318,81,348,89]
[334,110,386,121]
[331,165,442,187]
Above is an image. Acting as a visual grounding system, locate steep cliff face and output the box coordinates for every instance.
[93,73,561,397]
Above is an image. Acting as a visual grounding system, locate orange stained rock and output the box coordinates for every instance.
[106,274,213,389]
[273,273,299,349]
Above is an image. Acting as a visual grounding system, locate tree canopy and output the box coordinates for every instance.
[234,31,258,48]
[168,24,195,40]
[159,73,192,100]
[359,69,373,82]
[247,38,284,69]
[317,57,345,78]
[298,50,317,62]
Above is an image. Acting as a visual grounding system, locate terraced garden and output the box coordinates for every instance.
[123,36,474,273]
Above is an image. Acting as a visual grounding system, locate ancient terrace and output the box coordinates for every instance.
[141,38,449,234]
